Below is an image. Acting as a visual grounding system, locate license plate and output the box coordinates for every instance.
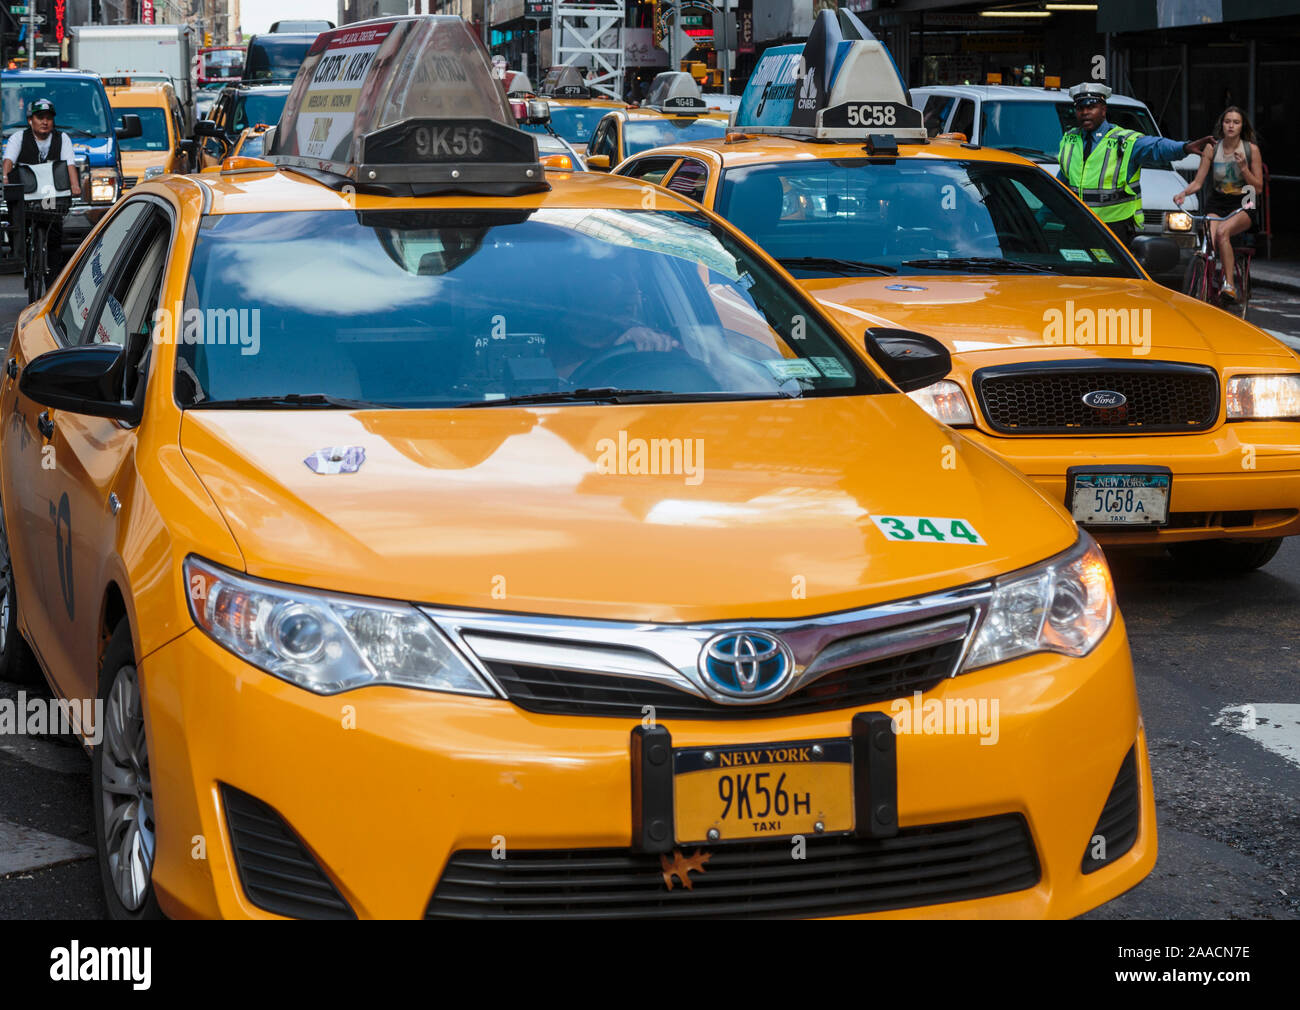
[1069,470,1171,525]
[673,739,853,844]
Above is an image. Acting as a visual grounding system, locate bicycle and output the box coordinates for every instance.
[1182,206,1254,318]
[6,161,72,304]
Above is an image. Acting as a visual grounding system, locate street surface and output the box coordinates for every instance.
[0,271,1297,919]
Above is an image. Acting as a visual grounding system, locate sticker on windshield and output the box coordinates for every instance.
[810,356,851,379]
[871,515,984,545]
[1090,248,1114,263]
[763,359,820,380]
[1060,248,1092,263]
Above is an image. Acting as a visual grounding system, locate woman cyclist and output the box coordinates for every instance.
[1174,106,1261,303]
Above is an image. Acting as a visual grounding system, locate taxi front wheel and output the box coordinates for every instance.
[1168,537,1283,574]
[92,620,162,920]
[0,502,43,685]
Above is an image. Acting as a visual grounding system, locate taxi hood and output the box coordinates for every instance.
[179,398,1077,623]
[804,275,1297,360]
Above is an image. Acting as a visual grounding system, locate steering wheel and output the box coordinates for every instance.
[565,343,720,392]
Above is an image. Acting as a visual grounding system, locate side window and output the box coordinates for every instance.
[664,159,710,203]
[922,94,955,137]
[54,202,148,347]
[618,156,678,185]
[80,212,169,348]
[589,120,615,159]
[949,99,975,140]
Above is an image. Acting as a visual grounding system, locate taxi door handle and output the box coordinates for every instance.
[37,410,54,440]
[5,358,16,379]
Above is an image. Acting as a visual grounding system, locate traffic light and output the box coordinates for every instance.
[204,32,212,46]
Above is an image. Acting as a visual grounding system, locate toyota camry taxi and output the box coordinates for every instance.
[616,10,1300,573]
[584,71,730,173]
[0,14,1153,920]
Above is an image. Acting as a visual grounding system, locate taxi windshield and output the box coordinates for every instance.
[178,209,879,408]
[623,117,728,157]
[114,107,169,151]
[980,101,1161,159]
[1,77,113,135]
[715,159,1140,278]
[233,92,288,132]
[523,106,604,144]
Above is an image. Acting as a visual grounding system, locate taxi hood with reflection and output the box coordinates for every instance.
[178,397,1078,624]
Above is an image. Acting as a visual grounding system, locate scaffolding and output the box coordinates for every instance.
[551,1,624,99]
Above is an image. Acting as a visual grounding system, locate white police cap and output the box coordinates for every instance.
[1069,82,1112,104]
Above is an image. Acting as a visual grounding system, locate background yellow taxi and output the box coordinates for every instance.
[585,71,729,172]
[104,77,191,188]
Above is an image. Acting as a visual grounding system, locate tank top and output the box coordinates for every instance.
[1212,140,1250,195]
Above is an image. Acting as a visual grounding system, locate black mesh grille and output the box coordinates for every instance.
[122,176,138,190]
[975,363,1218,434]
[1081,747,1140,874]
[487,639,962,720]
[221,783,355,919]
[427,814,1039,919]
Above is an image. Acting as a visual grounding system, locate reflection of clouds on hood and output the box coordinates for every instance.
[218,233,437,315]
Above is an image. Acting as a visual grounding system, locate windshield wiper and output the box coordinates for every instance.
[186,393,389,409]
[900,256,1057,274]
[454,387,673,408]
[66,129,100,139]
[778,256,897,276]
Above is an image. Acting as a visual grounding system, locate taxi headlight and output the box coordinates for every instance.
[1166,211,1193,232]
[1226,374,1300,420]
[962,534,1114,671]
[89,171,117,203]
[907,380,974,426]
[184,556,493,697]
[143,165,166,180]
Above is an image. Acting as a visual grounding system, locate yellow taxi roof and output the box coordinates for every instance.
[544,97,628,110]
[105,81,175,106]
[621,134,1033,168]
[151,160,705,217]
[623,107,729,124]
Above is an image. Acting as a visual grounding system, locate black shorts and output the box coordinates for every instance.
[1206,190,1258,230]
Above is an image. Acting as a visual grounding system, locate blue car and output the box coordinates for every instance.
[2,68,136,251]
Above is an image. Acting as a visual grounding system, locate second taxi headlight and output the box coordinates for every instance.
[1226,374,1300,420]
[907,380,975,426]
[89,170,117,203]
[962,533,1114,671]
[183,556,493,697]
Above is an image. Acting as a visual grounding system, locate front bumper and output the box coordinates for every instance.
[963,421,1300,545]
[141,619,1154,920]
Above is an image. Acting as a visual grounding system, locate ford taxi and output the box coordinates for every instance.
[105,78,191,189]
[584,71,729,172]
[616,10,1300,573]
[0,14,1152,920]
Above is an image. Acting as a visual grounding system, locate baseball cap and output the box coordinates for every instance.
[29,98,55,116]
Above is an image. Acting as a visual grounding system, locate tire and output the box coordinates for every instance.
[92,620,163,920]
[1235,258,1251,317]
[0,499,44,685]
[1168,537,1283,574]
[1183,254,1209,302]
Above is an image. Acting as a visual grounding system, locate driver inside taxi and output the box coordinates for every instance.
[548,276,681,380]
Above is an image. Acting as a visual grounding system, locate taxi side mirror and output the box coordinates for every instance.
[18,345,140,423]
[193,120,220,138]
[116,114,143,141]
[586,154,611,171]
[864,327,952,393]
[1128,235,1179,276]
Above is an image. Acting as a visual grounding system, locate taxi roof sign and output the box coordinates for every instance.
[643,71,707,114]
[540,65,590,99]
[733,9,926,143]
[265,15,548,196]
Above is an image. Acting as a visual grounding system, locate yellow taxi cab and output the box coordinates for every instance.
[0,14,1153,920]
[517,64,628,154]
[231,122,274,159]
[104,77,191,189]
[616,9,1300,573]
[584,71,729,172]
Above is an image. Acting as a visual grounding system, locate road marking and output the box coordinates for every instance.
[0,820,93,876]
[0,737,87,775]
[1261,328,1300,350]
[1214,703,1300,770]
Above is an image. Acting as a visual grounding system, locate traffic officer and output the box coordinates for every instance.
[1058,82,1211,246]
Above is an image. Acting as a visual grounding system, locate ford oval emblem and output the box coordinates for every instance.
[1082,389,1127,409]
[698,632,794,698]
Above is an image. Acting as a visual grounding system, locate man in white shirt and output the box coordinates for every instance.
[2,98,81,285]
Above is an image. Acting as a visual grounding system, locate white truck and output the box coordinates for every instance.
[70,24,195,121]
